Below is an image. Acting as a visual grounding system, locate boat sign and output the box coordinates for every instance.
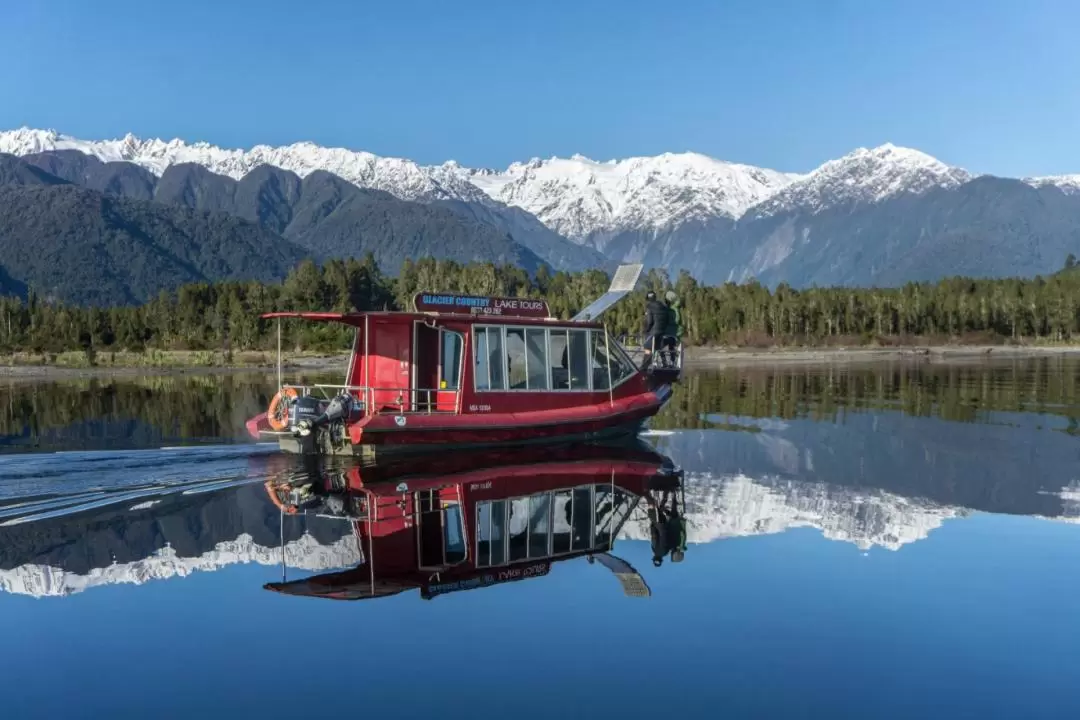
[421,562,551,599]
[413,293,550,318]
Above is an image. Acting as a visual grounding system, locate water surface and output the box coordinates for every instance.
[1,358,1078,718]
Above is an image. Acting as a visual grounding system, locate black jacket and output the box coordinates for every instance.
[643,299,667,337]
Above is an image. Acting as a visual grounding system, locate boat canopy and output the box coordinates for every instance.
[261,311,367,327]
[260,310,605,329]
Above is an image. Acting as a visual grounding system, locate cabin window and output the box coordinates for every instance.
[589,330,635,390]
[570,486,593,551]
[548,330,569,390]
[607,336,636,386]
[594,485,614,547]
[505,328,528,389]
[551,490,573,554]
[594,486,634,548]
[478,486,632,566]
[525,329,550,390]
[508,497,529,561]
[528,493,552,558]
[567,330,590,390]
[440,330,463,390]
[501,327,553,391]
[475,325,621,392]
[476,500,508,568]
[474,326,506,391]
[444,503,466,564]
[547,328,591,391]
[590,331,610,391]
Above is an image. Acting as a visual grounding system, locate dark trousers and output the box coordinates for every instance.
[642,334,663,369]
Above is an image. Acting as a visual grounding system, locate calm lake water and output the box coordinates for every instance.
[1,358,1079,718]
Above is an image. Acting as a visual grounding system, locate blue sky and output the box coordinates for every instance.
[3,0,1079,176]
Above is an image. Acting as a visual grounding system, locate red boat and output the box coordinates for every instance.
[245,264,682,458]
[261,440,686,601]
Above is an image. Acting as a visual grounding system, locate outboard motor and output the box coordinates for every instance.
[294,393,354,438]
[289,395,327,432]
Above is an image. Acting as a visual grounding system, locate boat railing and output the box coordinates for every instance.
[280,384,458,415]
[617,334,684,373]
[363,387,459,415]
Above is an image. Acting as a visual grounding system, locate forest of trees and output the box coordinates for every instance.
[4,253,1080,358]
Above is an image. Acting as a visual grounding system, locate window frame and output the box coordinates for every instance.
[439,328,465,391]
[505,327,529,390]
[471,324,638,393]
[475,484,605,568]
[473,325,507,392]
[596,330,637,388]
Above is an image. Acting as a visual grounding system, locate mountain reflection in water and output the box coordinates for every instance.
[1,369,1078,595]
[0,442,686,599]
[1,360,1079,718]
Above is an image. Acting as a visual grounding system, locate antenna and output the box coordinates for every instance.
[571,263,644,322]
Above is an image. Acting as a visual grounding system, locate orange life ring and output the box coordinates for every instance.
[267,387,298,431]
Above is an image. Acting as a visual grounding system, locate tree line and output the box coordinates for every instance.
[3,254,1080,357]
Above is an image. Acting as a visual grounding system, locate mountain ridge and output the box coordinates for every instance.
[1,128,607,273]
[4,127,1011,227]
[1,152,550,303]
[5,127,1080,289]
[0,157,310,305]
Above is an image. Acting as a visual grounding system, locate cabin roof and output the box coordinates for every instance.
[260,311,604,329]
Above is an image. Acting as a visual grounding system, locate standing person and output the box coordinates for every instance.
[662,291,683,367]
[665,486,687,563]
[647,486,687,566]
[641,291,667,370]
[649,502,669,567]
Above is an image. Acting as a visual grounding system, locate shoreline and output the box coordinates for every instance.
[684,344,1080,366]
[0,354,345,383]
[5,344,1080,383]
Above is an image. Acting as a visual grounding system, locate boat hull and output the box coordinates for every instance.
[250,385,672,458]
[278,417,649,460]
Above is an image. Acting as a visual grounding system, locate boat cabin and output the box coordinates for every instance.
[266,295,642,417]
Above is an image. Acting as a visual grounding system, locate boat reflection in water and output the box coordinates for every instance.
[262,440,686,601]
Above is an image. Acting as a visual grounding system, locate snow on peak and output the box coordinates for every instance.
[0,532,364,599]
[619,471,963,551]
[0,128,981,246]
[461,151,799,241]
[0,126,464,202]
[1023,174,1080,196]
[750,143,972,218]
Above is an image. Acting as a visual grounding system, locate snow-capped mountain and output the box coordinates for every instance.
[745,143,973,219]
[1024,174,1080,196]
[0,532,364,599]
[0,128,967,244]
[5,126,1078,288]
[0,127,608,273]
[620,471,963,551]
[457,153,800,243]
[0,127,462,201]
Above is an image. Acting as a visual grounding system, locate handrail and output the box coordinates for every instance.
[278,383,458,416]
[364,387,460,415]
[617,334,684,372]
